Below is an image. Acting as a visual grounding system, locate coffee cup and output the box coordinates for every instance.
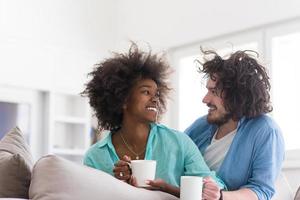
[180,176,203,200]
[130,160,156,187]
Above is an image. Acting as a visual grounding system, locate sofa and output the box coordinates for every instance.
[0,127,178,200]
[1,127,300,200]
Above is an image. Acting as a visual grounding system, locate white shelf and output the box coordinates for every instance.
[48,92,91,164]
[53,93,88,118]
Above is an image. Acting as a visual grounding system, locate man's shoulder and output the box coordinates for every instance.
[184,115,214,138]
[185,115,211,131]
[243,114,279,130]
[241,114,281,138]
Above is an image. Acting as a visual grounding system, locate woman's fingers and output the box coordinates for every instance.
[114,170,131,180]
[145,179,166,190]
[122,155,131,162]
[129,176,138,187]
[113,158,131,181]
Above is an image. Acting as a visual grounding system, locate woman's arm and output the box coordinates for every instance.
[146,179,180,197]
[182,133,226,189]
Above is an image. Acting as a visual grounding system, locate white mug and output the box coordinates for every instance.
[130,160,156,187]
[180,176,203,200]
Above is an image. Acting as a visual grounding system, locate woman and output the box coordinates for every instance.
[82,43,225,199]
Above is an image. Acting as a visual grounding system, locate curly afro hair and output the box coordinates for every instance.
[198,48,272,120]
[82,43,171,131]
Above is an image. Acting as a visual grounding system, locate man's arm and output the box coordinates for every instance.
[223,188,258,200]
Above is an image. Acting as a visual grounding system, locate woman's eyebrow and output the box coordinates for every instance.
[138,85,157,89]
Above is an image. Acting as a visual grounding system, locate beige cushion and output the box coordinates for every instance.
[295,186,300,200]
[0,127,33,198]
[29,155,179,200]
[0,199,29,200]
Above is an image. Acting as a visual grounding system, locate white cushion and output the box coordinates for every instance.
[29,155,179,200]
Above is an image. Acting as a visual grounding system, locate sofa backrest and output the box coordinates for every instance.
[272,172,293,200]
[0,127,33,199]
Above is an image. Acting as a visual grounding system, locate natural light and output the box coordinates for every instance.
[272,32,300,150]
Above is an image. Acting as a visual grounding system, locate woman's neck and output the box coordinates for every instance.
[119,120,150,145]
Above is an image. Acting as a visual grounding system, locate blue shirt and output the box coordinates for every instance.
[84,123,225,188]
[185,115,285,200]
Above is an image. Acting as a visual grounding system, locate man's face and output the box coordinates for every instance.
[202,77,231,126]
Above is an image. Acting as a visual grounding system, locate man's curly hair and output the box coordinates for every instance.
[81,43,171,131]
[199,49,272,120]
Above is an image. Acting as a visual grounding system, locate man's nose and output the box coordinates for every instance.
[202,93,209,104]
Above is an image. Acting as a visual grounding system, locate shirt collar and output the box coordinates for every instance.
[237,117,246,129]
[96,131,114,149]
[209,117,246,139]
[96,123,157,150]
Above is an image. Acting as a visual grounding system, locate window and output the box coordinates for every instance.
[0,86,44,160]
[0,101,30,142]
[271,31,300,150]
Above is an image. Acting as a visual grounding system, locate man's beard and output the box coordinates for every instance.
[207,111,232,126]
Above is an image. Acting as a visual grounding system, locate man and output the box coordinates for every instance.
[185,49,285,200]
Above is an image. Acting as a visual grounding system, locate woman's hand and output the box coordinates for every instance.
[146,179,180,197]
[202,177,221,200]
[113,155,131,182]
[145,179,167,190]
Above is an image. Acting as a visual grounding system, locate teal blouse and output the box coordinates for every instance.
[84,123,225,188]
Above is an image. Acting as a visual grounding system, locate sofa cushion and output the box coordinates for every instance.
[0,127,33,198]
[29,155,178,200]
[295,186,300,200]
[0,199,29,200]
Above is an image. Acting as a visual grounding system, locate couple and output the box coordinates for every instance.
[82,44,284,200]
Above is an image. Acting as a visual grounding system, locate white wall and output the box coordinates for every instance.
[0,0,116,92]
[116,0,300,49]
[7,0,300,86]
[0,0,117,160]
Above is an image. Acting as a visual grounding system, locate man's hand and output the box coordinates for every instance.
[202,177,221,200]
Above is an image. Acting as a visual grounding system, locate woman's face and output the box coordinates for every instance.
[123,78,160,124]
